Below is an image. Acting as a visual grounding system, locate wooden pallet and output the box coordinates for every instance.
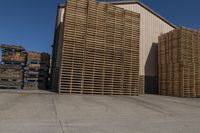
[158,28,200,97]
[27,52,49,63]
[23,83,47,90]
[0,85,21,90]
[0,80,22,87]
[52,0,140,95]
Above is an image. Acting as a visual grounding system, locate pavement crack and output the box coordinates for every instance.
[52,96,65,133]
[59,120,65,133]
[52,96,58,119]
[119,97,174,116]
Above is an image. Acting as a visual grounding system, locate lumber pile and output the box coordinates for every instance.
[23,52,50,90]
[0,65,23,89]
[0,44,51,90]
[1,44,26,63]
[0,45,25,89]
[158,28,200,97]
[55,0,140,95]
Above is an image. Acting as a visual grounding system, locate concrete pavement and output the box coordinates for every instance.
[0,92,200,133]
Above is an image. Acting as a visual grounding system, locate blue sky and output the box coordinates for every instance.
[0,0,199,55]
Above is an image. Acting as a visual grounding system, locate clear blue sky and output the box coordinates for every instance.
[0,0,199,55]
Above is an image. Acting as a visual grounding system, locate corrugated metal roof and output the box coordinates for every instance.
[105,0,177,29]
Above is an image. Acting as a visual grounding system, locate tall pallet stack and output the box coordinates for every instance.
[158,28,200,97]
[53,0,140,95]
[0,44,26,89]
[23,52,50,90]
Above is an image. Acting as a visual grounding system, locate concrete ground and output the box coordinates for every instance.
[0,92,200,133]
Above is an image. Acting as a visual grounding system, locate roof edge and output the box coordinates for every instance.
[58,4,65,8]
[108,1,177,29]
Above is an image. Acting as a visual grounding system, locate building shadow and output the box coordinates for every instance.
[144,43,158,94]
[50,22,64,93]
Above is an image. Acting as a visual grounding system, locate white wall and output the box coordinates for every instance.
[115,4,175,76]
[56,7,65,27]
[56,7,65,67]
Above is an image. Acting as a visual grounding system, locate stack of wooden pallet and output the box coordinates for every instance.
[0,65,23,89]
[1,44,26,64]
[0,44,25,89]
[158,28,200,97]
[55,0,140,95]
[23,52,50,90]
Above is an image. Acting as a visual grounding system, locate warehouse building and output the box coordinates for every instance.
[51,0,177,95]
[106,0,177,94]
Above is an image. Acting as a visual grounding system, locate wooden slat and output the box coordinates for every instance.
[57,0,140,96]
[158,28,200,97]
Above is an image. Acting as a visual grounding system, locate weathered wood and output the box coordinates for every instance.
[158,28,200,97]
[27,52,50,63]
[23,52,50,90]
[1,44,26,63]
[52,0,140,95]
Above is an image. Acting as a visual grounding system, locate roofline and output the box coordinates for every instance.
[58,4,65,8]
[52,4,65,48]
[108,1,177,29]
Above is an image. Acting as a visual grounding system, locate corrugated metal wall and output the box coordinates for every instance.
[115,4,175,77]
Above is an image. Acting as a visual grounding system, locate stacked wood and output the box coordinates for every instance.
[54,0,140,95]
[0,64,23,89]
[0,44,26,63]
[0,44,25,51]
[0,44,25,89]
[27,52,49,63]
[158,28,200,97]
[23,52,50,90]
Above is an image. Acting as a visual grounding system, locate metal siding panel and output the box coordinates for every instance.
[115,4,174,76]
